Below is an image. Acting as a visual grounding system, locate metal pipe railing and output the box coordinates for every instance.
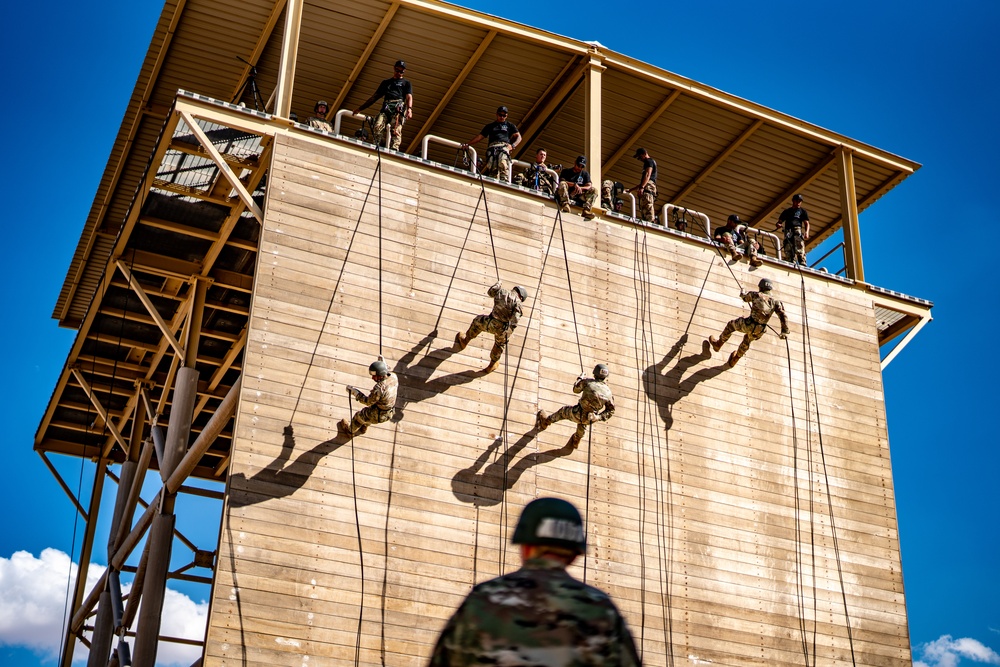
[421,135,477,173]
[663,203,711,237]
[511,159,560,188]
[737,224,783,261]
[334,109,391,147]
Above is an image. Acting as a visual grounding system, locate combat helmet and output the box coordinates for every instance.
[593,363,610,380]
[758,278,773,292]
[513,286,527,301]
[512,497,586,554]
[369,359,388,377]
[314,100,328,112]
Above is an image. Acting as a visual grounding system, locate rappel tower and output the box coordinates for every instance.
[35,1,933,666]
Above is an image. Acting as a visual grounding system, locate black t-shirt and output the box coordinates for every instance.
[641,157,658,184]
[374,77,413,106]
[778,206,810,234]
[480,121,519,145]
[560,167,592,187]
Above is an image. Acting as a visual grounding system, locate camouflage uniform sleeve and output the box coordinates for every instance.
[428,594,486,667]
[486,281,502,298]
[601,395,616,422]
[356,380,384,406]
[741,290,756,303]
[775,300,790,335]
[573,377,589,394]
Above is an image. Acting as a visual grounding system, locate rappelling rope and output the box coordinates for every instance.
[796,265,859,667]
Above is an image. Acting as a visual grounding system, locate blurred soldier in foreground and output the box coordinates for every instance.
[339,356,398,435]
[455,281,527,373]
[709,278,789,368]
[429,497,641,667]
[536,364,615,448]
[513,147,559,196]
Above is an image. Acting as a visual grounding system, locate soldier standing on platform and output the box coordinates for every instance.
[455,281,527,373]
[709,278,789,367]
[775,193,810,264]
[536,364,615,448]
[462,106,521,182]
[339,356,398,436]
[429,497,642,667]
[353,60,414,151]
[628,148,658,223]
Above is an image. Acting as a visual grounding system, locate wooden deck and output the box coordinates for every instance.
[204,133,909,667]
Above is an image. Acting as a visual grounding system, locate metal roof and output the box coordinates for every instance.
[54,0,920,329]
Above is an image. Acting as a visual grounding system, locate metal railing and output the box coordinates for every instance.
[421,134,477,173]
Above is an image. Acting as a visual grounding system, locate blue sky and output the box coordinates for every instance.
[1,1,997,665]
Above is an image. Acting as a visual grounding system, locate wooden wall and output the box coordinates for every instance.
[203,133,910,667]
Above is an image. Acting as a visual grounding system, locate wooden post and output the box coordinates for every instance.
[130,511,176,667]
[162,367,198,480]
[59,459,107,667]
[585,51,604,203]
[87,590,115,667]
[274,0,303,118]
[837,146,865,281]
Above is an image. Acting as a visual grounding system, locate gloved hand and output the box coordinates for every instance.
[780,331,789,340]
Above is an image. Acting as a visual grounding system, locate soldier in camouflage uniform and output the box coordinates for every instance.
[429,497,641,667]
[709,278,789,368]
[338,356,398,436]
[628,148,658,223]
[463,106,521,182]
[353,60,414,151]
[774,193,810,264]
[307,100,333,132]
[513,147,559,196]
[601,180,626,214]
[455,281,527,373]
[714,214,763,267]
[556,156,597,220]
[536,364,615,448]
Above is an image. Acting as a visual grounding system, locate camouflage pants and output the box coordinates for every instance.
[544,404,594,440]
[372,109,405,150]
[719,232,760,261]
[348,405,395,434]
[308,117,333,132]
[783,229,806,264]
[556,182,598,212]
[717,316,767,360]
[638,182,657,222]
[483,143,513,182]
[513,171,556,196]
[465,315,515,363]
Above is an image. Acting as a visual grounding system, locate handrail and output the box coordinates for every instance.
[333,109,391,147]
[622,192,636,220]
[422,135,477,173]
[737,224,783,261]
[663,203,711,237]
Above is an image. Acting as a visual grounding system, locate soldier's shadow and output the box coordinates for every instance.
[644,334,729,433]
[227,425,351,508]
[391,329,487,423]
[452,430,576,506]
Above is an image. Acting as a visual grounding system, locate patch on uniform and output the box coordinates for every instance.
[536,518,584,542]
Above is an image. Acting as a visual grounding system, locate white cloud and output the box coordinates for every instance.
[916,635,1000,667]
[0,548,208,666]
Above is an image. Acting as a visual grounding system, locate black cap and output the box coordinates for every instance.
[727,214,741,224]
[633,147,646,158]
[792,193,803,201]
[497,105,508,114]
[575,155,587,166]
[394,60,406,69]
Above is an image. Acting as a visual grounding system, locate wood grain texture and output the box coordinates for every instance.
[204,135,910,667]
